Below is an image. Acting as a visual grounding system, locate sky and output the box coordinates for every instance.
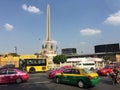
[0,0,120,55]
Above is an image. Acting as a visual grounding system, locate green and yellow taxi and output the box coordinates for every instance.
[54,67,100,88]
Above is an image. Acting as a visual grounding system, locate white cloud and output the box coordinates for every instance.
[104,10,120,25]
[4,23,14,31]
[80,42,87,45]
[80,28,101,36]
[22,4,40,13]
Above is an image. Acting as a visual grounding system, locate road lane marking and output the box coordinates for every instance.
[0,85,8,87]
[32,81,51,84]
[21,80,52,85]
[29,77,41,79]
[0,81,51,87]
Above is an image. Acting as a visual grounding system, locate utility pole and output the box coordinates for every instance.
[14,46,17,54]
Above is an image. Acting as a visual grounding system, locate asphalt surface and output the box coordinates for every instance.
[0,72,120,90]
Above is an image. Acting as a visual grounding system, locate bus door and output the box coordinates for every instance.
[19,59,26,71]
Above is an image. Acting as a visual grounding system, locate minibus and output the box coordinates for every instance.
[75,61,96,70]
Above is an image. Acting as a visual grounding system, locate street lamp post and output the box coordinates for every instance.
[14,46,17,54]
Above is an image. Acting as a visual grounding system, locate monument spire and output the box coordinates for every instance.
[41,4,57,59]
[46,4,51,41]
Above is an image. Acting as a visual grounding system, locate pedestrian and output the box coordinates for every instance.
[111,66,120,84]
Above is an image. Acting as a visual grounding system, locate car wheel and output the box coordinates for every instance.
[55,77,60,84]
[16,78,22,84]
[78,80,84,88]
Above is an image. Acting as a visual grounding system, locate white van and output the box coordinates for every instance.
[75,61,96,70]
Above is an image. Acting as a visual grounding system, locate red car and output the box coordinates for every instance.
[49,66,72,79]
[0,68,29,84]
[97,65,120,76]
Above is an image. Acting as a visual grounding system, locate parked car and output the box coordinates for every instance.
[2,64,15,68]
[0,68,29,84]
[54,67,100,88]
[49,66,72,79]
[75,61,96,70]
[97,65,120,76]
[0,64,15,71]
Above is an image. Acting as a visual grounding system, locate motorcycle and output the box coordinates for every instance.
[110,73,120,85]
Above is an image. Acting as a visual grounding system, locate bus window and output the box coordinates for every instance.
[41,60,46,65]
[38,60,41,64]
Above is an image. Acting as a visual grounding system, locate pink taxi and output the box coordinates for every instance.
[49,66,72,79]
[0,68,29,84]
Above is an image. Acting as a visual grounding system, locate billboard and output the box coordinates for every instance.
[95,43,120,53]
[62,48,77,55]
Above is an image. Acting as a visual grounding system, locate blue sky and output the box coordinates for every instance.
[0,0,120,54]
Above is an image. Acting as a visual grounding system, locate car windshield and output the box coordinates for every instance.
[57,67,63,70]
[83,68,92,74]
[104,65,109,68]
[104,65,114,69]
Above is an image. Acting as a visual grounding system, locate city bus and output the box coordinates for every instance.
[19,58,48,73]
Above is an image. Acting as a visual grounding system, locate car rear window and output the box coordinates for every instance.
[82,68,92,74]
[8,69,16,74]
[0,69,7,75]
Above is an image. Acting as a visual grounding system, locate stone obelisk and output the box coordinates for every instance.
[41,4,57,55]
[46,4,52,50]
[41,4,57,69]
[46,4,50,42]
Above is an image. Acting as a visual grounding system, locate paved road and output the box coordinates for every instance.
[0,73,120,90]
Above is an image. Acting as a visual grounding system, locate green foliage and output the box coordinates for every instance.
[53,55,67,64]
[103,55,116,62]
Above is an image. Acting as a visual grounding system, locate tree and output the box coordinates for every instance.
[103,55,116,63]
[8,53,19,56]
[53,55,67,64]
